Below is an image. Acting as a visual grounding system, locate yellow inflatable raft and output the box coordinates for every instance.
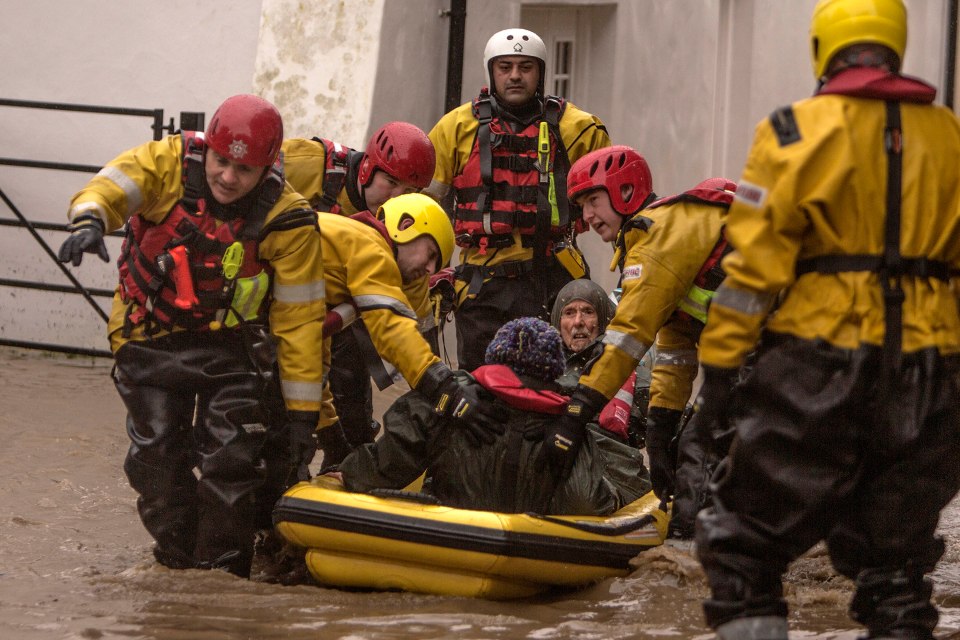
[273,476,669,599]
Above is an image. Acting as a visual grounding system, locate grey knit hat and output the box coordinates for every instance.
[484,317,566,381]
[550,278,616,332]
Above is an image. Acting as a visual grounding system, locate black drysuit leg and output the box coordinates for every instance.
[114,334,270,577]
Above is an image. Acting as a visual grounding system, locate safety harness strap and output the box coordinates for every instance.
[311,138,349,214]
[792,102,909,380]
[475,89,495,234]
[881,100,905,379]
[795,255,949,280]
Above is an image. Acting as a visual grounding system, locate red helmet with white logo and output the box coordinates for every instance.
[204,94,284,167]
[567,146,653,217]
[358,122,436,189]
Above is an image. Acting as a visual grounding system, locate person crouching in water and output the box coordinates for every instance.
[333,317,650,514]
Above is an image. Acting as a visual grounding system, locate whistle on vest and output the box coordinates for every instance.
[221,241,244,281]
[536,122,550,183]
[156,245,199,310]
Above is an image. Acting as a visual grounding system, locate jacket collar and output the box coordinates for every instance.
[817,67,936,104]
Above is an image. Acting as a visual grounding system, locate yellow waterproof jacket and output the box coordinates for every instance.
[700,85,960,369]
[283,138,436,334]
[318,213,440,388]
[425,98,610,267]
[281,137,361,216]
[68,134,327,416]
[579,199,727,405]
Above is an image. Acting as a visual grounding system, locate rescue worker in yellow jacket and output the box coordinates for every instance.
[316,192,502,458]
[423,27,611,371]
[691,2,960,638]
[540,146,735,509]
[56,94,326,578]
[282,122,438,456]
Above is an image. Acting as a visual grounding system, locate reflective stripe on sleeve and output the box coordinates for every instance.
[712,284,776,316]
[281,379,324,403]
[354,294,417,320]
[614,387,634,404]
[655,347,699,368]
[603,330,650,361]
[418,314,437,333]
[273,280,326,304]
[97,166,143,212]
[68,201,106,224]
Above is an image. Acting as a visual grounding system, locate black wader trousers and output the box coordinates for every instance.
[696,333,960,638]
[113,331,275,578]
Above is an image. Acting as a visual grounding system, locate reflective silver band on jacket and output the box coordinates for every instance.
[281,379,324,403]
[418,313,437,333]
[712,283,776,316]
[655,347,699,368]
[354,294,417,320]
[97,165,143,213]
[603,329,650,361]
[273,280,326,304]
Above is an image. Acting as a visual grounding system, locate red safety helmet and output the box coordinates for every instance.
[204,94,284,167]
[567,145,653,217]
[358,122,436,189]
[694,177,737,193]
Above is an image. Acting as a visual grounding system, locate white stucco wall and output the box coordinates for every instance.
[254,0,385,146]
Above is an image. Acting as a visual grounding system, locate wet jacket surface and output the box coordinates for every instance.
[579,198,727,404]
[282,138,435,333]
[317,212,439,388]
[699,70,960,369]
[339,364,650,515]
[69,134,326,416]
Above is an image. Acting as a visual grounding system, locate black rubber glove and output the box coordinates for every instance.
[644,406,684,502]
[541,385,607,482]
[417,363,503,447]
[57,214,110,266]
[691,365,740,456]
[315,420,353,472]
[287,419,318,482]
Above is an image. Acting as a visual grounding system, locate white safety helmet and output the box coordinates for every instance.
[483,28,547,97]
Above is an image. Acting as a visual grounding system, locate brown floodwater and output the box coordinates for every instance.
[1,347,958,640]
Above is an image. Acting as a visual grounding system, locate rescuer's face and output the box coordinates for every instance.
[578,189,623,242]
[396,235,440,284]
[492,55,539,106]
[205,150,262,205]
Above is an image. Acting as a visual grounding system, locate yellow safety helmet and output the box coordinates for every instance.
[810,0,907,79]
[378,193,455,271]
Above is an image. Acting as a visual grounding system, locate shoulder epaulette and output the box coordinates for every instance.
[769,106,801,146]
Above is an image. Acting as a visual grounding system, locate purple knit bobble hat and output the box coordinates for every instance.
[484,317,566,381]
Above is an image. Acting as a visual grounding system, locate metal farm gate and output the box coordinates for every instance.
[0,98,203,358]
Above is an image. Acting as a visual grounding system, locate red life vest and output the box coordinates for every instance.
[117,131,282,333]
[452,90,573,250]
[471,364,568,414]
